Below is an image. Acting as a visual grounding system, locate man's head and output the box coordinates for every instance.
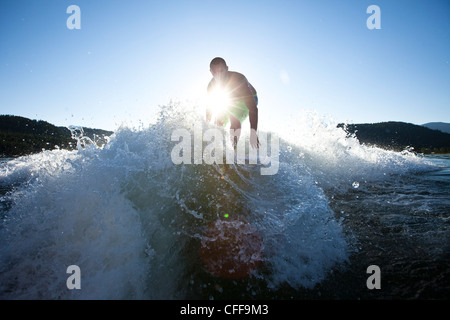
[210,57,229,83]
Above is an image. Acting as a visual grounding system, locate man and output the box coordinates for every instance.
[206,57,260,149]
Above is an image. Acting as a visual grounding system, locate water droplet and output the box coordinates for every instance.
[352,181,360,188]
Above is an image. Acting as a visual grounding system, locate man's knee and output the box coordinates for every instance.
[230,117,241,130]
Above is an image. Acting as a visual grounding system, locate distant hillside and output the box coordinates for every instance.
[338,121,450,154]
[0,115,113,158]
[422,122,450,134]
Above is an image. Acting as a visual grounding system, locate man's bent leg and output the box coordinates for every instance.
[229,116,241,149]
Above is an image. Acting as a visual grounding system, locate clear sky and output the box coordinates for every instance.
[1,0,449,132]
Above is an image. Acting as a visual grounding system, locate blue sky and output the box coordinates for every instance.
[1,0,449,131]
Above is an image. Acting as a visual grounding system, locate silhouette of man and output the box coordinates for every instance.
[206,57,260,149]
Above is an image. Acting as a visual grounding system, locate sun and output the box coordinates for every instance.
[207,87,231,117]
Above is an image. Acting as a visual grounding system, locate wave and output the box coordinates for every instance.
[0,102,435,299]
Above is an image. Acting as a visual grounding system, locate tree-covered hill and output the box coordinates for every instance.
[338,121,450,154]
[0,115,113,157]
[422,122,450,134]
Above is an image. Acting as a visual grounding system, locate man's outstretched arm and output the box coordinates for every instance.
[206,108,212,122]
[243,93,260,149]
[245,95,258,132]
[206,80,215,123]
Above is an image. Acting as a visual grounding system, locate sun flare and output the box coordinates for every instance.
[207,87,231,116]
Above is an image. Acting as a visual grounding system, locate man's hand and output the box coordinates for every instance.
[250,129,260,149]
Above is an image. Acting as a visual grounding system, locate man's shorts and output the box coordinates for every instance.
[219,94,258,126]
